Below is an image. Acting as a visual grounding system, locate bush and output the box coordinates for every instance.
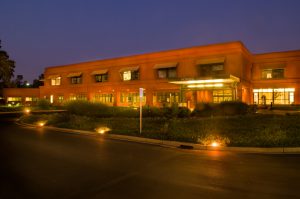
[37,99,52,110]
[191,103,215,117]
[142,106,163,117]
[64,100,111,117]
[217,101,249,116]
[192,101,249,117]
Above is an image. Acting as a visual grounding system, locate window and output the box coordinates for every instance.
[51,77,61,85]
[253,88,294,105]
[122,70,139,81]
[157,68,177,79]
[198,63,224,77]
[262,69,284,79]
[94,94,114,104]
[7,97,22,102]
[77,93,87,100]
[69,93,87,101]
[95,73,108,82]
[58,96,64,103]
[71,76,82,84]
[153,92,179,104]
[120,92,146,104]
[212,90,233,103]
[69,94,77,101]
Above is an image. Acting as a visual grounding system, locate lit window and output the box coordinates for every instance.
[153,92,179,104]
[7,97,22,102]
[77,93,87,100]
[262,69,284,79]
[58,96,64,103]
[212,90,233,103]
[25,97,32,102]
[94,94,114,104]
[120,92,146,104]
[253,88,294,105]
[51,77,61,85]
[122,70,139,81]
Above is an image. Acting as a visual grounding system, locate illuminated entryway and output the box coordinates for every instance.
[170,75,240,108]
[253,88,295,105]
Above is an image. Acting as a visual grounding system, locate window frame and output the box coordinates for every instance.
[198,63,225,77]
[157,67,177,79]
[50,77,61,86]
[71,76,82,84]
[261,68,284,79]
[122,70,139,81]
[95,73,108,83]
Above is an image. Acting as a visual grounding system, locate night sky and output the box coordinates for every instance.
[1,0,300,82]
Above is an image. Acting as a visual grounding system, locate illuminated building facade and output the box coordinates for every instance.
[3,41,300,107]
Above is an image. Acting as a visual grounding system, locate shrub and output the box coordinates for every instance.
[64,100,111,117]
[217,101,249,116]
[191,103,214,117]
[111,106,138,118]
[36,99,52,110]
[142,106,163,117]
[192,101,249,117]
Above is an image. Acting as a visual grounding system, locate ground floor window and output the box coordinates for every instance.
[58,95,64,103]
[7,97,22,102]
[153,92,179,104]
[212,89,233,103]
[120,92,146,105]
[253,88,295,105]
[76,93,87,101]
[25,97,39,102]
[94,93,114,104]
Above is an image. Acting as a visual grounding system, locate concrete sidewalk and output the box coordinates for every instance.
[16,120,300,154]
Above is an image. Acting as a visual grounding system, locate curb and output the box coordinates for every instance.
[16,121,300,154]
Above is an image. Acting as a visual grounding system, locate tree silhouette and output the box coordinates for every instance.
[0,40,15,88]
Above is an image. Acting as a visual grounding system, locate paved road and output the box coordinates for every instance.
[1,117,300,198]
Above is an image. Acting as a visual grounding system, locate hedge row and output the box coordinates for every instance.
[63,100,253,118]
[20,113,300,147]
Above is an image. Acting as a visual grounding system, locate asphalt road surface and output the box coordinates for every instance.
[1,117,300,199]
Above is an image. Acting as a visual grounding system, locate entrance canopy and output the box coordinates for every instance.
[169,74,240,89]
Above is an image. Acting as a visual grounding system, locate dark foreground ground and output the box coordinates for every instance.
[1,116,300,199]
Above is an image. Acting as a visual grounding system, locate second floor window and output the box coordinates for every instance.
[71,76,82,84]
[157,68,177,79]
[262,69,284,79]
[95,73,108,82]
[51,77,61,85]
[198,63,224,77]
[122,70,139,81]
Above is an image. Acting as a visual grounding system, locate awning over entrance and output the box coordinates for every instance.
[169,75,240,89]
[119,66,139,73]
[67,72,82,77]
[91,69,108,75]
[153,62,178,69]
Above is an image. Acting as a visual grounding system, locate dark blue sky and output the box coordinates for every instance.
[1,0,300,82]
